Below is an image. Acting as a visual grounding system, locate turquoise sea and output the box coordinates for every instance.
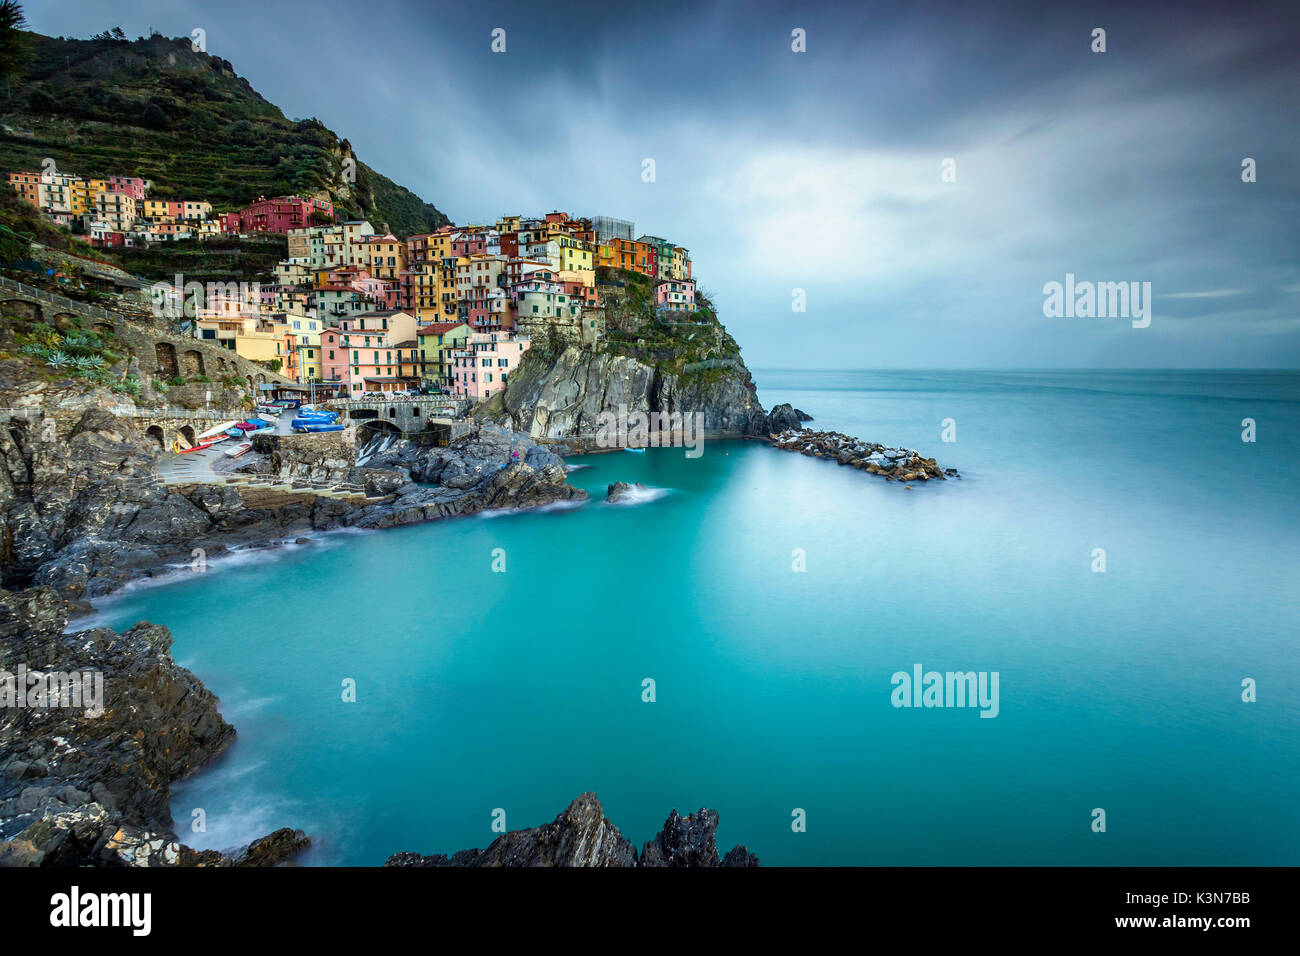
[93,370,1300,866]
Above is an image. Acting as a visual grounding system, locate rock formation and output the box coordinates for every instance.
[384,792,759,867]
[488,345,772,447]
[0,587,308,866]
[604,481,647,503]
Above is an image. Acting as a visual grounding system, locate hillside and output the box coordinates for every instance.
[0,30,449,238]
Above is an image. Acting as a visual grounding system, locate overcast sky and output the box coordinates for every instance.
[30,0,1300,368]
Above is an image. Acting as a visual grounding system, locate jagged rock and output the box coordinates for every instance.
[230,828,311,867]
[641,807,760,867]
[767,403,806,432]
[384,792,759,868]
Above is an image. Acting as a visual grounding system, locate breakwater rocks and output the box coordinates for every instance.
[771,429,959,482]
[0,587,309,867]
[385,792,759,867]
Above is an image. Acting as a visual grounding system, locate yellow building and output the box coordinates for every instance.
[556,235,593,273]
[362,234,408,280]
[69,181,94,215]
[194,314,289,364]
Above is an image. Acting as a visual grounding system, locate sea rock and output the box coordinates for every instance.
[384,792,758,867]
[767,403,806,432]
[605,481,647,503]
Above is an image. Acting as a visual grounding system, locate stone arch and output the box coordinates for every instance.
[359,419,401,438]
[388,406,398,418]
[155,342,179,377]
[0,299,40,321]
[145,425,165,449]
[93,322,114,337]
[178,424,197,448]
[182,349,205,376]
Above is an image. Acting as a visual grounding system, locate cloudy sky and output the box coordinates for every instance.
[30,0,1300,368]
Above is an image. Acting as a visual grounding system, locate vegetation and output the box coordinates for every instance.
[0,25,450,238]
[6,312,126,390]
[0,185,117,263]
[112,234,285,283]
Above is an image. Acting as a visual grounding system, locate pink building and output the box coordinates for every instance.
[108,176,148,200]
[450,332,531,401]
[321,327,349,386]
[451,231,489,257]
[656,277,697,313]
[221,195,334,234]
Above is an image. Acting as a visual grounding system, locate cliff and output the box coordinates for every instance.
[487,344,772,448]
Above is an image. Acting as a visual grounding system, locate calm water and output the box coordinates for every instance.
[93,370,1300,865]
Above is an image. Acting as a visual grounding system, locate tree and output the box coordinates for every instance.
[0,1,30,92]
[141,101,168,129]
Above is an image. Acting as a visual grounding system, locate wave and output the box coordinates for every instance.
[605,484,671,506]
[478,498,588,519]
[66,528,380,632]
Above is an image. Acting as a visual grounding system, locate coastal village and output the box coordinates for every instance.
[6,168,698,406]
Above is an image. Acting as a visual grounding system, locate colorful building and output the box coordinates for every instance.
[449,331,532,401]
[656,277,697,313]
[221,195,335,234]
[417,321,472,386]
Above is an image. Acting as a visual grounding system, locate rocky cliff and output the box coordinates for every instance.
[487,344,773,448]
[385,792,759,867]
[0,587,309,866]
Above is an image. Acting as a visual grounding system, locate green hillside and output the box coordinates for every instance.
[0,29,449,238]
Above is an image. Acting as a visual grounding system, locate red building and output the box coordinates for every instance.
[221,195,335,234]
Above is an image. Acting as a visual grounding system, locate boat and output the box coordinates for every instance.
[292,421,345,433]
[179,440,216,454]
[225,427,245,438]
[223,441,253,458]
[295,409,337,420]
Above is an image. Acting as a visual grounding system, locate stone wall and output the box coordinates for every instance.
[253,428,358,483]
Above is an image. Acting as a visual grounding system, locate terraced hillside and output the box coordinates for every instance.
[0,30,449,238]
